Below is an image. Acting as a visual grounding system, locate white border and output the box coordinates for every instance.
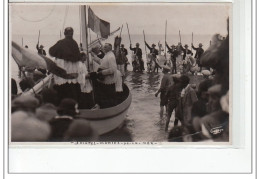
[2,0,256,177]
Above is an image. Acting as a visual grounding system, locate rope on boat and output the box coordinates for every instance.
[16,6,55,22]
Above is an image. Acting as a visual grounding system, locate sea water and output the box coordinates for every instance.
[10,33,209,141]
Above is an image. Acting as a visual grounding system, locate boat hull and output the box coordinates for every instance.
[77,85,132,135]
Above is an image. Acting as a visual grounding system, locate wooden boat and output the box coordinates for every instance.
[12,42,132,135]
[77,84,131,135]
[11,6,132,136]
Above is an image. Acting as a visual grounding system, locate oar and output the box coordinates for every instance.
[22,37,23,47]
[119,24,123,37]
[164,20,167,57]
[143,30,148,60]
[179,30,181,44]
[191,32,193,53]
[37,30,41,45]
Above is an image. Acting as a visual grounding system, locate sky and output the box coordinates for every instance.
[10,3,231,37]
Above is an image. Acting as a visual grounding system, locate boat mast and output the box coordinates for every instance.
[80,5,90,72]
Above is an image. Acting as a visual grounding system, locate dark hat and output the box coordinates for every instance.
[136,43,140,46]
[199,43,203,47]
[40,45,44,48]
[171,44,175,48]
[64,119,98,141]
[184,44,188,47]
[12,95,39,112]
[152,44,156,47]
[121,44,124,47]
[57,98,79,116]
[64,27,74,36]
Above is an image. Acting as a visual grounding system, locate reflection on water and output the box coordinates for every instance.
[124,71,169,142]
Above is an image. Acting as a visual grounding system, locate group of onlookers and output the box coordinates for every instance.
[156,20,230,142]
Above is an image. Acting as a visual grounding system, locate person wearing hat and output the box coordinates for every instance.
[192,43,204,71]
[36,44,46,56]
[166,42,179,74]
[175,75,198,128]
[130,42,144,71]
[49,27,87,104]
[164,75,183,131]
[63,119,98,142]
[145,41,160,72]
[155,65,173,121]
[180,44,192,60]
[120,44,129,72]
[49,98,79,141]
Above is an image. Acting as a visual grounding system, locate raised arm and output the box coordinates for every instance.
[36,44,39,50]
[191,44,198,50]
[166,43,171,52]
[145,41,152,50]
[130,44,135,51]
[180,45,185,51]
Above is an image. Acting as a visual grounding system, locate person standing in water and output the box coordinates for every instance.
[192,43,204,72]
[120,44,129,72]
[145,41,161,72]
[155,65,173,122]
[166,42,179,74]
[130,43,144,71]
[36,44,46,56]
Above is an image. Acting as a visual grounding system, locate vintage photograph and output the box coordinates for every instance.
[10,3,231,144]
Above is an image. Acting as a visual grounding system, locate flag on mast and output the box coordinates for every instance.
[88,7,110,38]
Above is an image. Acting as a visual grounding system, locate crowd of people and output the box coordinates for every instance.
[11,20,230,142]
[154,20,230,142]
[11,92,132,142]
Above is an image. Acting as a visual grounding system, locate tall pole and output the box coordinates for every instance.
[164,20,167,57]
[81,5,95,104]
[88,28,92,43]
[80,5,89,71]
[143,30,147,58]
[126,23,132,45]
